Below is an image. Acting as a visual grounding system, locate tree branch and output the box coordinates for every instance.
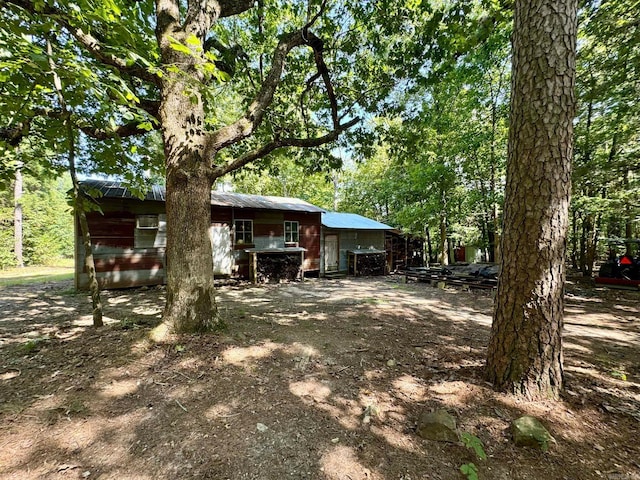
[137,99,161,118]
[2,106,157,142]
[213,117,359,177]
[210,22,341,153]
[209,30,308,150]
[217,0,255,18]
[5,0,160,86]
[0,123,31,146]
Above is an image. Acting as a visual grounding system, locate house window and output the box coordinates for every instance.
[284,221,299,244]
[234,219,253,245]
[137,214,159,229]
[135,214,166,248]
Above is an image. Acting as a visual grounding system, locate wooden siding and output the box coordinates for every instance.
[290,212,321,272]
[76,206,166,289]
[76,198,322,289]
[322,229,385,273]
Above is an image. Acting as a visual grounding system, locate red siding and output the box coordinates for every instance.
[78,198,323,288]
[78,205,165,289]
[93,254,163,273]
[211,207,232,224]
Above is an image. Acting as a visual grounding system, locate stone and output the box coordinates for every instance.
[511,416,555,451]
[416,409,459,443]
[256,423,268,433]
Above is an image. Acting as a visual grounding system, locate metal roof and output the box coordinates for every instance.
[80,179,324,213]
[209,191,324,213]
[81,178,166,202]
[322,212,393,230]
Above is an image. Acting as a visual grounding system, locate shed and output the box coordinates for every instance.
[75,179,324,289]
[320,212,393,276]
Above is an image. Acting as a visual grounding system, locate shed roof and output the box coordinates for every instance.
[322,212,393,230]
[80,179,324,213]
[209,191,324,213]
[81,179,166,202]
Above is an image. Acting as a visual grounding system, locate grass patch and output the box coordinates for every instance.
[0,264,74,287]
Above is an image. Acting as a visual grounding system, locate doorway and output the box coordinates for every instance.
[324,234,339,273]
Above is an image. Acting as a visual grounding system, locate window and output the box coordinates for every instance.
[137,214,159,229]
[135,214,166,248]
[234,219,253,245]
[284,221,299,244]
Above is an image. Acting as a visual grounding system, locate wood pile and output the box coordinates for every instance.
[256,253,302,283]
[355,253,386,276]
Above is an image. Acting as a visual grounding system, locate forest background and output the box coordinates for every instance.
[0,0,637,273]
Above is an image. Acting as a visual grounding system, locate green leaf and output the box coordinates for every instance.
[460,463,479,480]
[185,34,201,47]
[460,432,487,461]
[168,37,193,56]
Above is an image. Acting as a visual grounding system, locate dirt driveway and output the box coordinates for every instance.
[0,276,639,479]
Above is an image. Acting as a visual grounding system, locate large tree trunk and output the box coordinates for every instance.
[485,0,577,400]
[163,164,220,333]
[157,11,220,333]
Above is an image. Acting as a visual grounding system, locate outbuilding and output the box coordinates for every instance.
[320,212,393,277]
[75,180,323,289]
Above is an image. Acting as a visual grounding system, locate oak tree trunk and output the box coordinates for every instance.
[163,163,220,333]
[157,14,220,333]
[486,0,577,400]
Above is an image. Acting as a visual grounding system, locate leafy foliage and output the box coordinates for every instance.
[0,174,73,268]
[460,462,480,480]
[570,0,640,271]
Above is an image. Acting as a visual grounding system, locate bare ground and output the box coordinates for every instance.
[0,276,639,480]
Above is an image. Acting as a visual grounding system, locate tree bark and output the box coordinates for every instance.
[156,0,220,333]
[77,201,104,327]
[485,0,577,400]
[425,226,433,265]
[438,211,449,265]
[14,165,24,268]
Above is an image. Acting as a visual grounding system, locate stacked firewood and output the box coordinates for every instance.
[355,253,386,276]
[256,254,302,283]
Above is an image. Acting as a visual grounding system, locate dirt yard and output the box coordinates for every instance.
[0,276,639,480]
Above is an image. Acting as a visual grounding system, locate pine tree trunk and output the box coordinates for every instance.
[486,0,577,400]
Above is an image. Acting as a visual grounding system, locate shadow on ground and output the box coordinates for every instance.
[0,278,639,479]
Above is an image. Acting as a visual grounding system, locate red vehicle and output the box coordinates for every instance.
[596,242,640,288]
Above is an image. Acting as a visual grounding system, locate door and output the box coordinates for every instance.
[324,234,339,272]
[209,225,233,276]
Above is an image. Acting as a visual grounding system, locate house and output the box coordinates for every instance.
[320,212,393,276]
[75,179,323,289]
